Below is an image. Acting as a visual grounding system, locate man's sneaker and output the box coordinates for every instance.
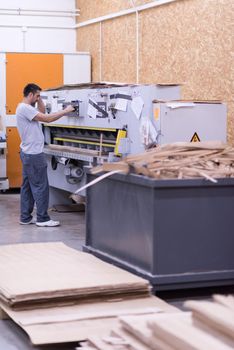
[36,220,60,227]
[19,218,36,225]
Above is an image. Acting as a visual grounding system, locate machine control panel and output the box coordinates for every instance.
[62,100,81,117]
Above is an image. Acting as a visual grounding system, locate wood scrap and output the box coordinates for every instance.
[90,141,234,182]
[113,327,154,350]
[87,334,130,350]
[213,294,234,311]
[147,312,233,350]
[119,313,185,350]
[184,299,234,340]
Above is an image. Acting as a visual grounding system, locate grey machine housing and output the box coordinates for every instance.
[84,172,234,291]
[42,83,226,205]
[42,82,181,204]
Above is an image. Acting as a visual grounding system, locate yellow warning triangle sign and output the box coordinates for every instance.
[190,132,200,142]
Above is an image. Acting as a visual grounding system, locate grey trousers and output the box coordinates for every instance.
[20,151,50,223]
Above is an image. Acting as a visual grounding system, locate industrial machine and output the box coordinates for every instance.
[42,83,226,205]
[152,100,227,145]
[42,82,181,204]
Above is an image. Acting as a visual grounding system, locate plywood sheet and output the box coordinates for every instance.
[102,15,136,83]
[77,25,100,81]
[0,295,177,345]
[0,242,150,309]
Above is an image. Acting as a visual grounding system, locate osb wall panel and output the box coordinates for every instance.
[77,0,131,22]
[77,24,100,81]
[76,0,234,143]
[102,14,136,82]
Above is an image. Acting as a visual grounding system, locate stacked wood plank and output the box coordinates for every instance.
[81,294,234,350]
[91,141,234,182]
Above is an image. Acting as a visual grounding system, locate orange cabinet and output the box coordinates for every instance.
[6,53,63,114]
[6,127,22,188]
[5,52,64,187]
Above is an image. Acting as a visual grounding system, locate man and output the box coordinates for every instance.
[16,83,74,227]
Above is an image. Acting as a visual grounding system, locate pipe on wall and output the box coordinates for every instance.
[76,0,179,28]
[0,7,79,17]
[0,24,75,30]
[99,22,102,81]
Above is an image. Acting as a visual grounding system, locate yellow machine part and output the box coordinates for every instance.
[54,137,115,148]
[114,129,127,155]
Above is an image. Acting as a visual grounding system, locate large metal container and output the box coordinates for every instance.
[84,172,234,290]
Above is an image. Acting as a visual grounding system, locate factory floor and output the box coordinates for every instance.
[0,190,233,350]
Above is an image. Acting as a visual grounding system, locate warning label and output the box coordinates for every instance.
[190,132,201,142]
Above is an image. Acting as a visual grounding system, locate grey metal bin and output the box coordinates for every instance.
[84,172,234,290]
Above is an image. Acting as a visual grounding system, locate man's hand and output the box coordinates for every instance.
[64,105,75,113]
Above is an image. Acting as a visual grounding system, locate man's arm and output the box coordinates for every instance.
[37,97,46,113]
[33,105,75,123]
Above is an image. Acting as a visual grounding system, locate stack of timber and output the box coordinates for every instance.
[80,294,234,350]
[0,242,178,345]
[91,141,234,182]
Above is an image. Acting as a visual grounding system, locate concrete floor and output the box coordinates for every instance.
[0,190,233,350]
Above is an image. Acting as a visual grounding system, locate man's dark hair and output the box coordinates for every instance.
[23,83,42,97]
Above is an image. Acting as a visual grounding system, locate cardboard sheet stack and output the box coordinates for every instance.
[80,294,234,350]
[0,242,178,345]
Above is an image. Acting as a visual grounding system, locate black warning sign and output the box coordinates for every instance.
[190,132,201,142]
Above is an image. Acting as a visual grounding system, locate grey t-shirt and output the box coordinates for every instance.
[16,103,44,154]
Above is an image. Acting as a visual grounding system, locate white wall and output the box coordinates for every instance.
[0,1,91,129]
[0,0,77,52]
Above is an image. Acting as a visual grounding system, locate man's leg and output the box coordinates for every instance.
[20,152,35,223]
[28,153,51,223]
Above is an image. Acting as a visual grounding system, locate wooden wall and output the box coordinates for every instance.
[76,0,234,144]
